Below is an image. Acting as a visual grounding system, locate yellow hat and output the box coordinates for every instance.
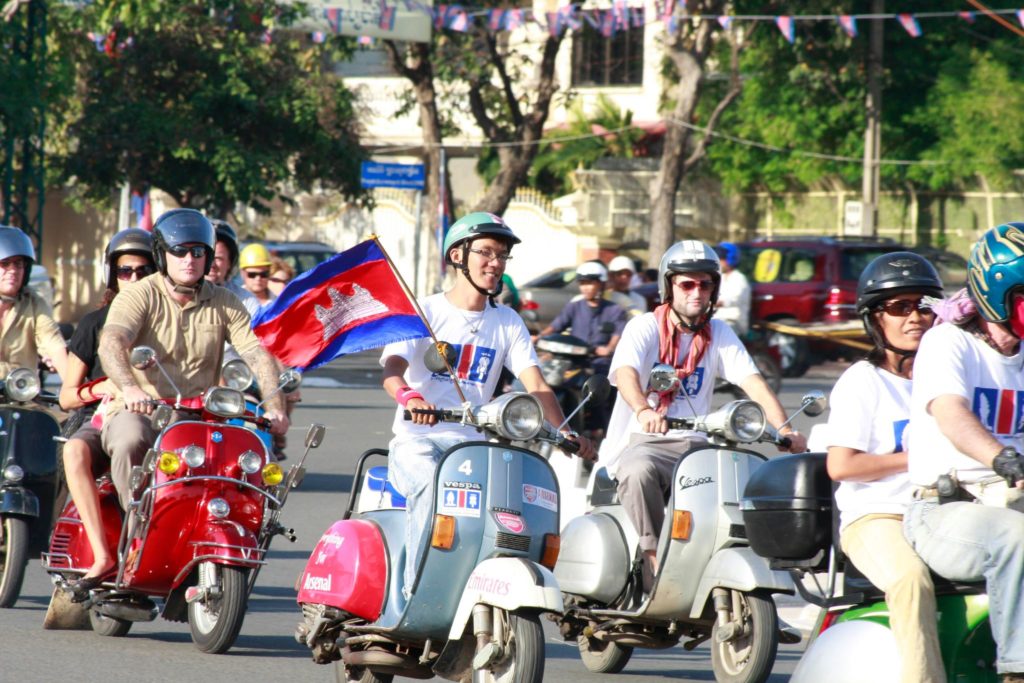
[239,243,272,270]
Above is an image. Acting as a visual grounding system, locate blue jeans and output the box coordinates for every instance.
[904,498,1024,674]
[386,433,463,598]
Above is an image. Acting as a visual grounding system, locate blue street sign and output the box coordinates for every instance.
[360,161,426,190]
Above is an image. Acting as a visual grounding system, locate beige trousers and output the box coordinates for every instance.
[840,513,947,683]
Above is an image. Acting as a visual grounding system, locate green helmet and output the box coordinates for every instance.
[442,212,521,265]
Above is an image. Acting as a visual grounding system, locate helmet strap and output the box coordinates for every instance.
[165,275,201,297]
[456,241,502,306]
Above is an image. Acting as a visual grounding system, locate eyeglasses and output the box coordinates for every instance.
[468,247,512,263]
[269,277,289,284]
[167,245,207,259]
[0,258,26,270]
[116,265,154,280]
[674,279,713,292]
[876,298,935,317]
[245,270,270,279]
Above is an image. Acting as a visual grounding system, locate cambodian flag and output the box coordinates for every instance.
[252,240,429,371]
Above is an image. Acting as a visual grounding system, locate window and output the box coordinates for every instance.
[571,15,645,87]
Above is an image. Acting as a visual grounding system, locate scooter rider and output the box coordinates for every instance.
[905,222,1024,683]
[207,219,260,318]
[825,252,946,683]
[0,225,68,380]
[98,209,288,510]
[381,211,596,598]
[714,242,751,337]
[600,239,807,588]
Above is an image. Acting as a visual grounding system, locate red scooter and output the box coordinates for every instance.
[42,346,322,653]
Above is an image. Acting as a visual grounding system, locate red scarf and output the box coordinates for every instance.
[652,303,712,413]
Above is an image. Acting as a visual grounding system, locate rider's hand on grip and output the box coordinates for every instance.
[993,448,1024,486]
[403,399,439,426]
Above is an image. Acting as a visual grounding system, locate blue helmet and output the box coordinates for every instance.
[968,222,1024,323]
[715,242,740,268]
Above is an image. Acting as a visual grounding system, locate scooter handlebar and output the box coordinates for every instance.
[403,408,459,421]
[557,432,581,454]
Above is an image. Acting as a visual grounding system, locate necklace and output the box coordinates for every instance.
[457,306,486,334]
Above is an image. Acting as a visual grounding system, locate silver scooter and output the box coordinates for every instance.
[552,364,827,683]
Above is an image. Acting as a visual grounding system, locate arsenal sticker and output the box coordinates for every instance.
[494,511,525,533]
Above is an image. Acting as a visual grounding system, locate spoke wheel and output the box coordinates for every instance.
[477,610,545,683]
[89,608,132,637]
[577,633,633,674]
[0,516,30,608]
[711,591,779,683]
[188,562,249,654]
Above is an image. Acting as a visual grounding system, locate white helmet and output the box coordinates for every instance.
[658,240,721,304]
[576,261,608,283]
[608,255,636,273]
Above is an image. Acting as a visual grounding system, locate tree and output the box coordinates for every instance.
[52,0,367,216]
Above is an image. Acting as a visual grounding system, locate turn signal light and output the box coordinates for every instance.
[158,451,181,475]
[431,514,456,549]
[540,534,560,570]
[671,510,693,541]
[262,462,284,486]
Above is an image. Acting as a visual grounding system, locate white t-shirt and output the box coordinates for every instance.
[599,314,758,474]
[716,269,751,336]
[909,322,1024,486]
[380,292,539,440]
[826,360,914,530]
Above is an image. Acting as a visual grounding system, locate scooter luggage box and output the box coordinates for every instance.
[555,513,629,603]
[297,519,387,620]
[740,452,832,561]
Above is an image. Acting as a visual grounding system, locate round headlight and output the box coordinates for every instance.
[158,451,181,475]
[181,445,206,468]
[203,387,245,418]
[3,464,24,482]
[221,360,254,391]
[727,402,767,442]
[499,395,543,441]
[207,497,230,519]
[262,462,284,486]
[238,450,262,475]
[5,368,39,403]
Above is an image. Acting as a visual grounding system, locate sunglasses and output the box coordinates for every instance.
[876,299,934,317]
[269,277,289,284]
[674,280,713,292]
[116,265,154,280]
[167,245,207,259]
[245,270,270,279]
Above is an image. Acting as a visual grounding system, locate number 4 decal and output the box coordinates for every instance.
[458,459,473,476]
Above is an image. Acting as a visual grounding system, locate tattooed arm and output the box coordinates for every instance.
[241,345,290,436]
[98,325,154,415]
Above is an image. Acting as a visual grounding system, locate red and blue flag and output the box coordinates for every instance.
[252,239,429,371]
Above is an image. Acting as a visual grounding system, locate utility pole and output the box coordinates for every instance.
[862,0,883,237]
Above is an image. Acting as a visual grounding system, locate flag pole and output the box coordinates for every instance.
[371,235,472,407]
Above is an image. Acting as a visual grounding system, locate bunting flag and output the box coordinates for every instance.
[1018,10,1024,28]
[487,8,506,30]
[323,8,341,33]
[775,15,794,43]
[600,9,615,37]
[717,15,732,29]
[837,15,856,38]
[379,5,396,30]
[311,31,326,43]
[563,6,582,31]
[898,13,922,37]
[447,7,469,32]
[958,11,975,24]
[546,11,560,36]
[661,0,674,23]
[506,8,523,30]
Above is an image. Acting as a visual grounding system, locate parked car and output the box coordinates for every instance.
[517,266,654,333]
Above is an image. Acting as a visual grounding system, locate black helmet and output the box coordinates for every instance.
[210,219,240,277]
[152,209,215,277]
[856,252,943,315]
[104,228,154,288]
[0,226,35,292]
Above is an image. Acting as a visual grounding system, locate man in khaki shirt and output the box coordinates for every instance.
[0,226,67,380]
[98,209,288,508]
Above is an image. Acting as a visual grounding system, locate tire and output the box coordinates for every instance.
[334,663,393,683]
[89,608,132,637]
[0,516,30,608]
[766,318,810,378]
[750,351,782,394]
[188,562,249,654]
[711,591,779,683]
[478,610,545,683]
[577,633,633,674]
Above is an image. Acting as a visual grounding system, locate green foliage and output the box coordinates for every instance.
[477,94,645,197]
[49,0,366,214]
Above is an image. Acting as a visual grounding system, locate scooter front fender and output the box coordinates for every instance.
[689,546,794,620]
[172,519,262,587]
[447,557,563,641]
[0,485,39,517]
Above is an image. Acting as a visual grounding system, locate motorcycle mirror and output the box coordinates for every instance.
[424,341,457,375]
[583,375,611,403]
[130,346,157,370]
[799,390,828,417]
[151,404,173,430]
[648,363,680,393]
[305,423,326,449]
[279,369,302,394]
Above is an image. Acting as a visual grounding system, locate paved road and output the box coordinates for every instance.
[5,353,846,682]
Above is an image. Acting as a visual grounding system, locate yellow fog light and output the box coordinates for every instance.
[158,451,181,475]
[262,462,284,486]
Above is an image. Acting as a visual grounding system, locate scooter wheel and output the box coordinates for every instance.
[577,634,633,674]
[711,591,779,683]
[334,664,393,683]
[188,562,249,654]
[0,516,29,608]
[89,608,132,637]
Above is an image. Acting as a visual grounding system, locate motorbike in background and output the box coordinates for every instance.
[0,367,61,607]
[534,332,610,438]
[716,328,783,398]
[553,365,826,683]
[43,346,320,653]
